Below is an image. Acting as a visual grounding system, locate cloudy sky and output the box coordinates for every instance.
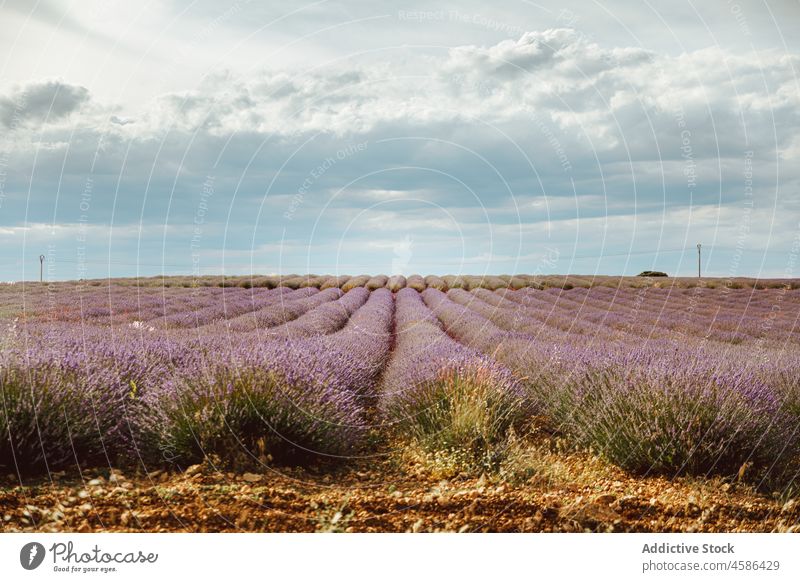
[1,0,799,280]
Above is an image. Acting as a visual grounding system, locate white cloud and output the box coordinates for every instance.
[3,28,795,167]
[1,25,798,278]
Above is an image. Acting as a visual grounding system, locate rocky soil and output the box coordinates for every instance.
[2,451,798,533]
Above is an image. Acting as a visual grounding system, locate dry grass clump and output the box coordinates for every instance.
[406,275,426,291]
[424,275,447,291]
[250,276,280,288]
[386,275,407,292]
[565,277,593,288]
[537,276,580,290]
[279,275,304,289]
[442,275,468,289]
[366,275,389,290]
[387,367,526,476]
[508,276,528,290]
[517,275,544,290]
[299,275,327,288]
[476,276,508,291]
[320,275,350,290]
[342,275,370,291]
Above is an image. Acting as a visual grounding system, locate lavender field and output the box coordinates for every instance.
[2,274,800,532]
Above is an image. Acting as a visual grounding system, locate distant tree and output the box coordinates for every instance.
[637,270,668,277]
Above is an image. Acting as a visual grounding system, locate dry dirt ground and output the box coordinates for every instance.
[2,446,799,533]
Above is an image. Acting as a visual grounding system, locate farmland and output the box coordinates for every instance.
[1,274,799,532]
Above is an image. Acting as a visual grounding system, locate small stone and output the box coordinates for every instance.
[562,501,620,527]
[242,472,262,483]
[77,490,90,499]
[146,470,163,480]
[235,509,251,527]
[594,493,617,506]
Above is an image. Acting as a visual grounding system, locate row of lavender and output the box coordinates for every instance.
[5,276,799,326]
[0,287,386,472]
[6,282,799,349]
[1,285,799,490]
[423,288,800,486]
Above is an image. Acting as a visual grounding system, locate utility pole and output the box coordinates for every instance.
[39,254,45,283]
[697,244,702,278]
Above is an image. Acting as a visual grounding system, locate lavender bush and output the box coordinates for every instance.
[136,289,393,467]
[543,350,799,481]
[138,363,366,466]
[381,289,524,468]
[0,279,798,485]
[424,287,800,485]
[0,347,142,472]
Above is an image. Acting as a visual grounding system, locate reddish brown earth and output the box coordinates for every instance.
[3,448,798,533]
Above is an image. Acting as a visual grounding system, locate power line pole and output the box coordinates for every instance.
[39,254,45,283]
[696,244,702,278]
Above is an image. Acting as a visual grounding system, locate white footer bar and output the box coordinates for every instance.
[1,533,797,581]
